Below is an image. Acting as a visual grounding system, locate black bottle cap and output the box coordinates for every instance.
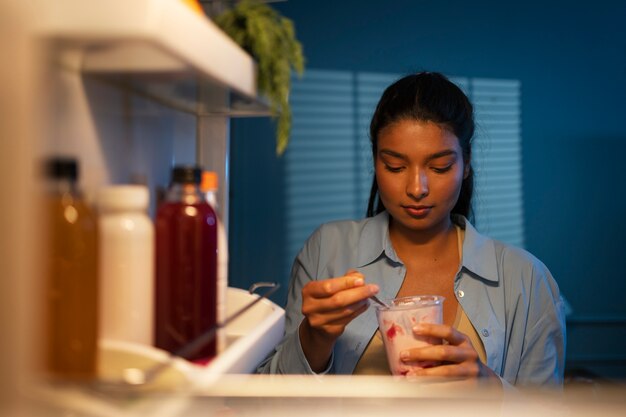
[45,157,78,180]
[171,165,202,184]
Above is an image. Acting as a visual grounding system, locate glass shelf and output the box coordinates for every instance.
[85,72,272,117]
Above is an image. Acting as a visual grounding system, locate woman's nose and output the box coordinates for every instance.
[406,169,429,199]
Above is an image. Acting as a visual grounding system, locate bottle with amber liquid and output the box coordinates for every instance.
[44,157,99,378]
[155,165,218,361]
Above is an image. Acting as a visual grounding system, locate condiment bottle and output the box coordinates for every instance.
[44,157,98,378]
[97,185,154,345]
[155,165,218,360]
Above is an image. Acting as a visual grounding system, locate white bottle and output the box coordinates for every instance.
[201,171,228,353]
[97,185,154,346]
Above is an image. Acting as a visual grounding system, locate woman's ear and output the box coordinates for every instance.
[463,162,471,179]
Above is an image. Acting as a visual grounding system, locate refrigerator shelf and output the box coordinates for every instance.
[35,0,271,116]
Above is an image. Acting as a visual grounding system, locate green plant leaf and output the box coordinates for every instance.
[215,0,305,155]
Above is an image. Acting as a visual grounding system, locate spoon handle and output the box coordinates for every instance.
[370,295,389,308]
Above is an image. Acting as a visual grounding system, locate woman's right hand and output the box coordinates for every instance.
[298,270,379,372]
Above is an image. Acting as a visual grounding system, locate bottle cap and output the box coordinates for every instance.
[97,185,149,211]
[200,171,219,192]
[45,157,78,180]
[171,165,202,184]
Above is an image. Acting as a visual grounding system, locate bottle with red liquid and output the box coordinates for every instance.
[155,165,218,361]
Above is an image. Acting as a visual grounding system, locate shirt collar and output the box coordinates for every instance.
[453,215,499,283]
[357,211,401,267]
[356,212,499,283]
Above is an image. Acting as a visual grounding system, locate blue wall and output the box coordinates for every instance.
[229,0,626,378]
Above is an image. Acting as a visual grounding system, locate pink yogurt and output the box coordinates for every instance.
[375,295,445,375]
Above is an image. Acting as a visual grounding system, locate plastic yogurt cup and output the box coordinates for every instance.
[375,295,445,376]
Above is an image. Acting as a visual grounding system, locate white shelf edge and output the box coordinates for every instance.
[34,0,257,99]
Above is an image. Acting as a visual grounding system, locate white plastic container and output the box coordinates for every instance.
[97,185,154,345]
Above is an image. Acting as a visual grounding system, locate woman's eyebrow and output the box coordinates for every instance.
[379,149,407,159]
[425,150,458,162]
[379,149,458,162]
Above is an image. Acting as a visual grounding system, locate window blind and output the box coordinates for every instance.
[470,78,524,247]
[285,70,360,275]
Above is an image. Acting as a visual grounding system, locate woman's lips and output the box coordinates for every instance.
[402,205,432,217]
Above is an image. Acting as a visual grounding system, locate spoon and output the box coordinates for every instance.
[370,294,390,308]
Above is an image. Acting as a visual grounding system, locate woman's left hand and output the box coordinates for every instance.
[400,323,498,379]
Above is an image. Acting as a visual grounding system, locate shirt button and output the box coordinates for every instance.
[457,290,465,298]
[481,329,490,337]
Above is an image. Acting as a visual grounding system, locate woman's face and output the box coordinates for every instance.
[375,119,468,235]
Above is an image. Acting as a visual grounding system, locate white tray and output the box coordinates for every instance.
[192,286,285,382]
[99,286,285,389]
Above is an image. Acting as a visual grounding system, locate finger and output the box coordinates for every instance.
[325,284,378,310]
[306,300,370,331]
[304,284,378,314]
[305,273,365,298]
[400,344,478,364]
[307,299,370,325]
[412,323,468,346]
[329,301,369,325]
[323,300,371,326]
[407,362,480,378]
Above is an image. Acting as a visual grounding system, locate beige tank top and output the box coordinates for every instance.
[353,226,487,375]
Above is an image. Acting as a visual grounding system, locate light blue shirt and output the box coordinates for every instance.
[257,212,566,386]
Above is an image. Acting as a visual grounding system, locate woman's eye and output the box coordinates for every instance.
[384,165,403,173]
[431,165,452,173]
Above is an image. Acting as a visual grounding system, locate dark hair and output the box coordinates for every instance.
[366,71,475,220]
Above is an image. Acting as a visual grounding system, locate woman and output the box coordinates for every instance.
[257,72,566,386]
